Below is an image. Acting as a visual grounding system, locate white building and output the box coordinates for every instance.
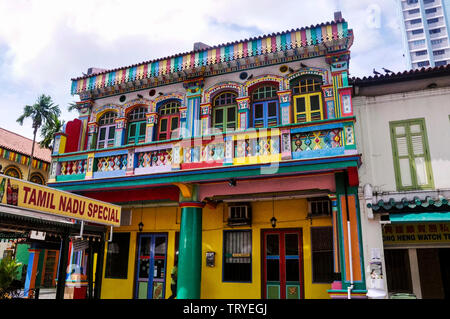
[352,65,450,299]
[398,0,450,69]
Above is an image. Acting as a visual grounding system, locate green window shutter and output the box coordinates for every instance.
[214,108,224,131]
[127,122,137,144]
[390,118,434,191]
[213,105,236,132]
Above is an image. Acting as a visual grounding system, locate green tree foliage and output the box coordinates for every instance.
[17,94,61,179]
[0,257,22,299]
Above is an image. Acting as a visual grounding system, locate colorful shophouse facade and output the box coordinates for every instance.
[0,127,54,296]
[48,13,367,299]
[352,65,450,299]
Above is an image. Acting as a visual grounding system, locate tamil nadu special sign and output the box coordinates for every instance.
[0,174,121,227]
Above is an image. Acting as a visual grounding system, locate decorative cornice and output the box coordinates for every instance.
[71,21,352,96]
[368,195,449,212]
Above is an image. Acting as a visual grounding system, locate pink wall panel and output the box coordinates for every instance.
[199,173,336,201]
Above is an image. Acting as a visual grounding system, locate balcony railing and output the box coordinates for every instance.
[50,118,357,182]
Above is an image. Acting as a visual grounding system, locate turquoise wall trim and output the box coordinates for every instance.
[92,170,126,179]
[94,149,128,158]
[290,122,345,134]
[292,147,345,160]
[56,174,86,182]
[57,155,88,162]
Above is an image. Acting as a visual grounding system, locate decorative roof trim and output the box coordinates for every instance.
[350,64,450,86]
[0,147,50,171]
[71,20,352,95]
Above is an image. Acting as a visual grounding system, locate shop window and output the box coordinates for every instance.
[105,232,130,279]
[30,172,45,185]
[251,85,279,128]
[97,111,117,149]
[127,107,147,144]
[311,227,334,283]
[291,75,324,123]
[4,166,22,179]
[157,100,180,141]
[223,230,252,282]
[212,91,237,133]
[389,118,434,191]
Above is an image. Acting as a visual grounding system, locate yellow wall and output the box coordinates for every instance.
[101,206,180,299]
[101,199,332,299]
[201,199,332,299]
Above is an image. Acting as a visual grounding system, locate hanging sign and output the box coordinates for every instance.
[0,174,121,227]
[382,222,450,245]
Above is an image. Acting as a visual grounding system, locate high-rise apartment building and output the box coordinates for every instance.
[398,0,450,69]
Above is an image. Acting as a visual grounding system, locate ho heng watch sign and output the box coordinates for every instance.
[0,174,121,227]
[382,222,450,245]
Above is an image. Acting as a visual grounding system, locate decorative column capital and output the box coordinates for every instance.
[277,90,291,103]
[236,96,250,112]
[200,103,211,117]
[145,112,158,125]
[87,122,98,133]
[179,201,205,208]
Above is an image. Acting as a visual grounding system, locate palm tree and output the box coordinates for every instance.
[67,101,79,112]
[39,113,65,150]
[17,94,61,180]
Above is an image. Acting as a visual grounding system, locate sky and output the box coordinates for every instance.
[0,0,407,141]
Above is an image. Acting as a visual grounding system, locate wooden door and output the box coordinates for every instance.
[262,229,304,299]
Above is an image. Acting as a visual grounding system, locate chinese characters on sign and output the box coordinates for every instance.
[382,223,450,244]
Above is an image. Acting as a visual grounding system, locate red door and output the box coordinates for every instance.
[262,229,304,299]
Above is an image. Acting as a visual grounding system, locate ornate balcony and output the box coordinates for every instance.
[49,117,358,184]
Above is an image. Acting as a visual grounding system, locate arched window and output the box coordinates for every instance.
[97,111,117,149]
[251,85,279,128]
[30,172,45,185]
[291,75,324,123]
[4,165,22,179]
[212,91,237,132]
[127,107,147,144]
[157,101,180,140]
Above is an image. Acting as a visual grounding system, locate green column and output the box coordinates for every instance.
[177,202,203,299]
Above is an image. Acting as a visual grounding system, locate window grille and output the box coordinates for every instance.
[227,203,252,226]
[99,111,117,125]
[311,227,334,283]
[223,230,252,282]
[128,107,147,121]
[159,101,180,115]
[214,92,237,106]
[308,197,331,217]
[252,86,277,101]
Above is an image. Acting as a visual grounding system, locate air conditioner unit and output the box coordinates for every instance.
[227,203,252,226]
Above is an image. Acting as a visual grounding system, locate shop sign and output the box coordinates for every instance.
[382,222,450,245]
[30,230,46,240]
[0,175,121,227]
[0,232,28,239]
